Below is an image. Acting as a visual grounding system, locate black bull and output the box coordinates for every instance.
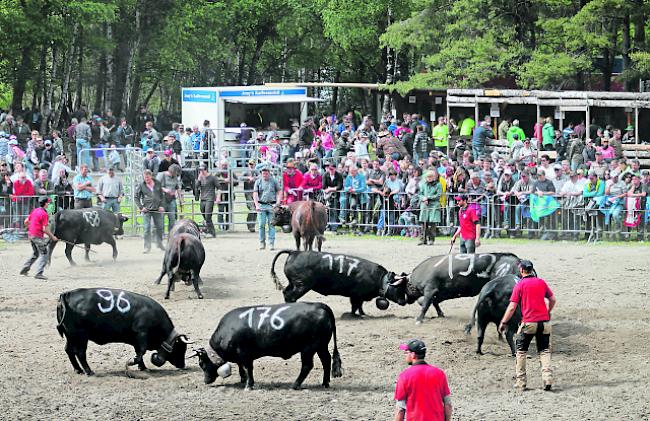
[56,288,192,375]
[189,302,342,390]
[406,253,520,323]
[154,233,205,299]
[464,274,522,356]
[49,208,128,265]
[270,250,408,316]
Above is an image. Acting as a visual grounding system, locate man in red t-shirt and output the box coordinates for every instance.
[20,196,57,279]
[394,339,452,421]
[451,194,480,253]
[500,260,557,391]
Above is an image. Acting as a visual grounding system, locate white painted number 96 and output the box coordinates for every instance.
[96,289,131,314]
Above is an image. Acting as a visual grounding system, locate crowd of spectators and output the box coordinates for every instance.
[1,105,649,242]
[241,112,650,242]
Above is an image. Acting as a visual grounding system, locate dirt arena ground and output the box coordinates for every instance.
[1,233,649,420]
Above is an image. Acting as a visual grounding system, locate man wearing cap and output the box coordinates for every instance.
[500,260,556,391]
[394,338,452,421]
[20,196,57,280]
[195,164,219,237]
[451,194,480,253]
[158,147,179,173]
[143,149,161,176]
[253,165,282,250]
[471,120,494,159]
[283,160,303,204]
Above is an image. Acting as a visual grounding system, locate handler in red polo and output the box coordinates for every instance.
[451,194,480,253]
[394,338,452,421]
[20,196,57,280]
[500,260,557,391]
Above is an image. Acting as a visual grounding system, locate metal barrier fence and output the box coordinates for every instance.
[3,187,648,244]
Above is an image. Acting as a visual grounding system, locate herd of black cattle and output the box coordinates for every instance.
[49,204,526,390]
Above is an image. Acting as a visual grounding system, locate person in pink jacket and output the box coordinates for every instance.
[301,163,323,200]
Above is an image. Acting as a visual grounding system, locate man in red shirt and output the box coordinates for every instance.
[450,194,480,253]
[20,196,57,279]
[394,339,452,421]
[500,260,557,391]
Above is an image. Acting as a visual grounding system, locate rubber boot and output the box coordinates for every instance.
[417,224,427,245]
[515,351,527,390]
[540,350,553,390]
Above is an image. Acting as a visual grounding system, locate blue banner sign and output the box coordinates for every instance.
[182,90,217,103]
[219,88,306,97]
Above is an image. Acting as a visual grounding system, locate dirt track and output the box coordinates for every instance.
[1,233,649,420]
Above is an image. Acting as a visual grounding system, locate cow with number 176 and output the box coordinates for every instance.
[190,302,342,390]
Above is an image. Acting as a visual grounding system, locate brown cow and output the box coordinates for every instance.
[272,200,327,251]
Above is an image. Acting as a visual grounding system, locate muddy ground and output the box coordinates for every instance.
[0,233,648,420]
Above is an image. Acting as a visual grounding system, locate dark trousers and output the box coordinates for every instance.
[516,321,551,353]
[200,200,215,235]
[74,198,93,209]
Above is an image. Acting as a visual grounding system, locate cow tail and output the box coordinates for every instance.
[270,250,291,290]
[323,304,343,378]
[56,292,68,338]
[464,299,479,335]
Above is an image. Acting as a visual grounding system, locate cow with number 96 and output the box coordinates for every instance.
[56,288,193,375]
[189,302,342,390]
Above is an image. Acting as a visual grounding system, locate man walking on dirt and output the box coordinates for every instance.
[500,260,556,391]
[450,194,480,253]
[20,196,57,279]
[394,338,452,421]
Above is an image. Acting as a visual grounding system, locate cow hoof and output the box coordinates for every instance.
[476,351,484,356]
[244,386,254,391]
[291,383,301,390]
[74,369,83,375]
[85,370,95,376]
[164,295,170,300]
[197,294,204,299]
[322,383,329,388]
[415,320,423,325]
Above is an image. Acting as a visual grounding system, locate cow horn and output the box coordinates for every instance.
[186,350,199,359]
[179,335,194,344]
[390,276,407,286]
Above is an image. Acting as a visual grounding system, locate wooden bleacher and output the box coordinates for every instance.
[486,139,650,168]
[622,144,650,168]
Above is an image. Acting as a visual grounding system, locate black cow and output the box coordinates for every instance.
[464,274,522,356]
[190,302,342,390]
[154,233,205,299]
[181,166,198,194]
[49,208,128,265]
[271,250,408,316]
[56,288,192,375]
[168,218,201,240]
[407,253,520,323]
